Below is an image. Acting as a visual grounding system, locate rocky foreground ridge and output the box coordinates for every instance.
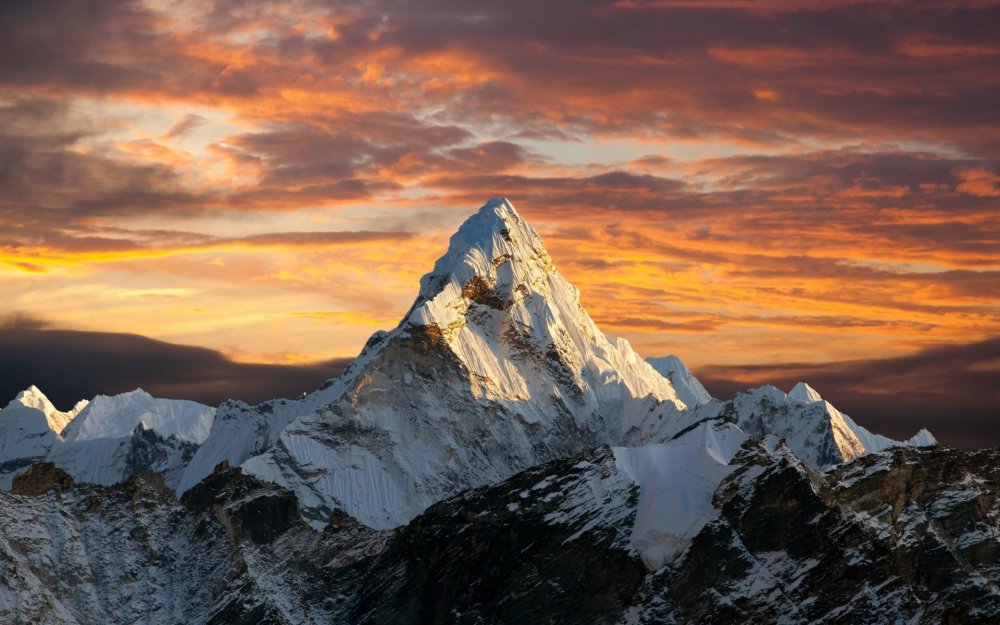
[2,439,997,624]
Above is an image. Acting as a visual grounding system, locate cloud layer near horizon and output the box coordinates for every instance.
[0,1,997,436]
[0,321,350,408]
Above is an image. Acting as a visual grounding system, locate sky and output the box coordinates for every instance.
[1,0,997,446]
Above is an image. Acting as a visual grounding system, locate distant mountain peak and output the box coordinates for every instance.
[61,388,214,444]
[788,381,823,404]
[0,387,215,491]
[646,355,714,407]
[11,385,57,415]
[8,385,82,434]
[908,428,938,447]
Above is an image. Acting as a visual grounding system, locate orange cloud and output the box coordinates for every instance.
[955,167,1000,197]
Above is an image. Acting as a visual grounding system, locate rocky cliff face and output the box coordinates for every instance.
[10,462,74,496]
[0,462,387,625]
[3,441,998,625]
[657,444,1000,623]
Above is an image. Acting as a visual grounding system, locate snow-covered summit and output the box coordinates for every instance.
[407,197,557,325]
[908,428,938,447]
[727,384,867,465]
[646,355,714,407]
[0,396,62,489]
[723,383,935,466]
[61,388,214,444]
[788,381,823,404]
[7,385,86,434]
[0,387,214,491]
[9,385,57,415]
[397,197,681,408]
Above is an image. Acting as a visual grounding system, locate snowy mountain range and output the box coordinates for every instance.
[0,387,213,491]
[1,198,980,625]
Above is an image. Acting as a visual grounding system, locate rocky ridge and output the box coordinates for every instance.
[1,437,996,624]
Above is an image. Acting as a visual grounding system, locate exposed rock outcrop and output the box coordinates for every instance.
[11,462,74,496]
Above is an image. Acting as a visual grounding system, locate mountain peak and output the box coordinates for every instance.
[646,355,713,407]
[396,197,678,407]
[229,198,683,529]
[62,388,214,444]
[464,196,524,237]
[908,428,938,447]
[10,385,57,415]
[407,197,554,325]
[7,385,80,434]
[788,381,823,404]
[478,196,520,225]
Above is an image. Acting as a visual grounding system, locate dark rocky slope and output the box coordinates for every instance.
[2,443,999,624]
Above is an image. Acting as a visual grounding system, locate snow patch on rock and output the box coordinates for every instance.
[613,420,748,569]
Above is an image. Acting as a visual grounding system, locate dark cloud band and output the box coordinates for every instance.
[0,320,351,409]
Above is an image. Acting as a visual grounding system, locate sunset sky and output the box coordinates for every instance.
[1,0,997,445]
